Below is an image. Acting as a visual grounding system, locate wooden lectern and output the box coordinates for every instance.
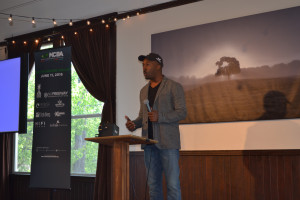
[85,135,157,200]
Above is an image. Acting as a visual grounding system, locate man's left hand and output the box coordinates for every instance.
[148,110,158,122]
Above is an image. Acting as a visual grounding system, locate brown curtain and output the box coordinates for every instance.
[7,39,42,72]
[52,35,64,48]
[63,23,116,124]
[0,134,13,200]
[63,23,116,200]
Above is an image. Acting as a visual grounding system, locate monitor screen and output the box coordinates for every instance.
[0,56,28,133]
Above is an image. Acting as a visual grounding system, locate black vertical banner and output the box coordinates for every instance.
[30,46,71,189]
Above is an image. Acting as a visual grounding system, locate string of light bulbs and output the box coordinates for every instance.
[2,10,140,45]
[0,10,139,28]
[1,1,198,45]
[2,0,185,45]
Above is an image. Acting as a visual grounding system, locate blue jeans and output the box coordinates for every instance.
[144,145,181,200]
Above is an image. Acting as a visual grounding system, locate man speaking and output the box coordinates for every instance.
[125,53,187,200]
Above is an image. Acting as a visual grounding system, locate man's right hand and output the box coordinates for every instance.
[125,115,136,132]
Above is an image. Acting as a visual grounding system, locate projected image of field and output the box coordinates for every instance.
[152,6,300,123]
[174,61,300,123]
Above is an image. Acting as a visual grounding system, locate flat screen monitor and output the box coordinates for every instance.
[0,55,28,134]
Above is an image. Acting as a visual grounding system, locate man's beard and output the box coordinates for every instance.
[144,72,152,80]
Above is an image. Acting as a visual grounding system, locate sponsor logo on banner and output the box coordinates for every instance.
[44,91,68,98]
[36,102,50,109]
[41,51,64,62]
[50,120,67,128]
[36,84,42,98]
[54,111,65,117]
[55,100,65,108]
[35,121,46,128]
[36,112,51,118]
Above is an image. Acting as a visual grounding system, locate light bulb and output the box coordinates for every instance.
[101,19,105,24]
[32,17,35,24]
[53,19,57,26]
[8,14,12,22]
[69,20,73,26]
[87,20,91,25]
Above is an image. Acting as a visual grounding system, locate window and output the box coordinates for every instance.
[14,43,103,175]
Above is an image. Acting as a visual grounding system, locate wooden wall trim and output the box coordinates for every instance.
[130,149,300,156]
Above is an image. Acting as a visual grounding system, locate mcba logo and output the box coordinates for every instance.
[49,51,64,58]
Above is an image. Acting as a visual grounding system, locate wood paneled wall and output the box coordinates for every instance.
[9,150,300,200]
[9,175,95,200]
[130,150,300,200]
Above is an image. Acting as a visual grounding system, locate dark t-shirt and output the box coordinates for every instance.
[147,82,161,139]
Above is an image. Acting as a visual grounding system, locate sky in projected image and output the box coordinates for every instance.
[152,6,300,79]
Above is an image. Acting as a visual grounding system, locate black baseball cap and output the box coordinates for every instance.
[138,53,163,67]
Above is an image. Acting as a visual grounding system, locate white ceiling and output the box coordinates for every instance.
[0,0,173,42]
